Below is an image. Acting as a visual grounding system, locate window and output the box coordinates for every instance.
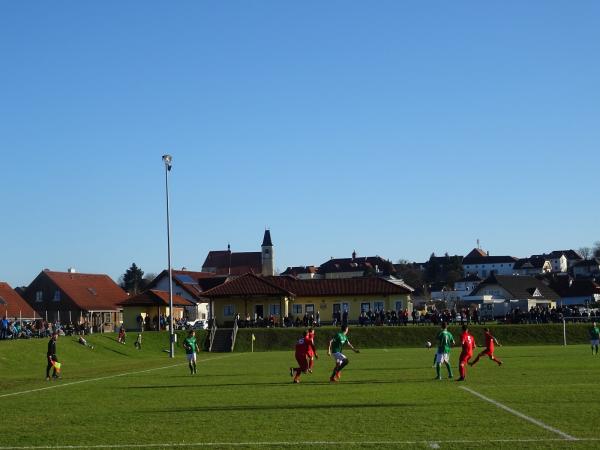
[332,303,341,314]
[223,305,234,316]
[361,302,371,312]
[395,301,403,311]
[269,304,280,316]
[374,301,384,311]
[53,290,61,302]
[0,296,5,305]
[35,291,43,302]
[342,302,349,313]
[292,304,303,314]
[305,304,315,315]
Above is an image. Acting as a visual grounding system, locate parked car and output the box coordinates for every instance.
[186,319,208,330]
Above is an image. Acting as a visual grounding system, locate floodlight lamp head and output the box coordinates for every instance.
[162,154,173,170]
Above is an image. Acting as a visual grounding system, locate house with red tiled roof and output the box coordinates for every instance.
[22,269,127,332]
[201,273,413,326]
[0,282,37,319]
[118,290,195,331]
[144,269,229,321]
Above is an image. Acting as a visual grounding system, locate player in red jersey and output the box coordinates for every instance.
[290,330,310,383]
[305,327,318,373]
[457,325,476,381]
[470,327,503,367]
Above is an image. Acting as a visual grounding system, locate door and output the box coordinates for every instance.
[255,304,264,319]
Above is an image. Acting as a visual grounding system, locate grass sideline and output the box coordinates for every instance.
[234,323,593,352]
[1,336,600,449]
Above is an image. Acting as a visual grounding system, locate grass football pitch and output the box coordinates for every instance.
[1,332,599,449]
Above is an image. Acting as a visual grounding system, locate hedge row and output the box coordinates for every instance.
[232,324,594,352]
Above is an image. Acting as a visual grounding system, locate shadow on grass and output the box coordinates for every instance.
[125,378,427,390]
[144,401,423,413]
[102,346,130,357]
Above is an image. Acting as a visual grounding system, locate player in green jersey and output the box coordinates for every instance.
[327,325,359,382]
[590,322,600,355]
[183,330,200,374]
[433,322,455,380]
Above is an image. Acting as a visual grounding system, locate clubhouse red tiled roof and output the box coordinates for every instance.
[201,273,292,298]
[201,273,413,298]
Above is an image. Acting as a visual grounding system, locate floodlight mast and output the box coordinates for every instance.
[162,154,175,358]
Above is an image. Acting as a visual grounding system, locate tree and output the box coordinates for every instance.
[395,261,425,291]
[120,263,145,295]
[594,242,600,258]
[579,247,592,260]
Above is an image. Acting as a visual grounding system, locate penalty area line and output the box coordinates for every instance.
[0,353,241,399]
[0,438,600,449]
[459,386,577,441]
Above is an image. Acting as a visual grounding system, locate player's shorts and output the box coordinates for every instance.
[186,352,197,362]
[591,339,599,346]
[482,348,494,357]
[435,352,449,364]
[332,352,347,364]
[295,354,309,372]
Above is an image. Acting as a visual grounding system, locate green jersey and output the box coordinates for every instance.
[436,329,455,354]
[184,336,197,354]
[590,327,600,340]
[331,332,348,354]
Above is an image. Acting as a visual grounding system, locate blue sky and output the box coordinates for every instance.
[1,1,599,287]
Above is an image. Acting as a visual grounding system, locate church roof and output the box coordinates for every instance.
[201,251,262,275]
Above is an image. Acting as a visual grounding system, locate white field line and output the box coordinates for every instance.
[0,353,240,399]
[459,386,577,441]
[0,438,599,449]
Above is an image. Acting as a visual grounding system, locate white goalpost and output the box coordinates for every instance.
[561,317,595,346]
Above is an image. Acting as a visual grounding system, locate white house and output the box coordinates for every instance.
[463,274,559,318]
[462,248,517,278]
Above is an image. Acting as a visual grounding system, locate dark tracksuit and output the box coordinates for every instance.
[46,338,58,378]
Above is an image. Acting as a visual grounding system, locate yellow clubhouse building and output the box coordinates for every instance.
[201,273,413,326]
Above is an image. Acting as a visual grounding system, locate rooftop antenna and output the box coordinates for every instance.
[477,238,480,249]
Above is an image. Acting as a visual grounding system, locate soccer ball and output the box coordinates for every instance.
[425,341,432,349]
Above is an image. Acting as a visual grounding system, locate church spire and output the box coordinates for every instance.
[262,229,273,247]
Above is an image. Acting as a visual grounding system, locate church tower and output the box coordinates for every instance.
[261,229,274,276]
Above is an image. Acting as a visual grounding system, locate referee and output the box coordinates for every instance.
[46,332,60,381]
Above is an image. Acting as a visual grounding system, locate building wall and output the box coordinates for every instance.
[463,263,514,278]
[122,305,185,331]
[211,293,412,325]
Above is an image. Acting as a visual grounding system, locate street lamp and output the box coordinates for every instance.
[162,154,175,358]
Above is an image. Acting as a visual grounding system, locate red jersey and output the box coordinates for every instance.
[295,337,308,357]
[461,332,476,354]
[484,331,495,352]
[305,332,316,356]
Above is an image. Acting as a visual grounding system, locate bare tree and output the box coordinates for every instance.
[579,247,592,260]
